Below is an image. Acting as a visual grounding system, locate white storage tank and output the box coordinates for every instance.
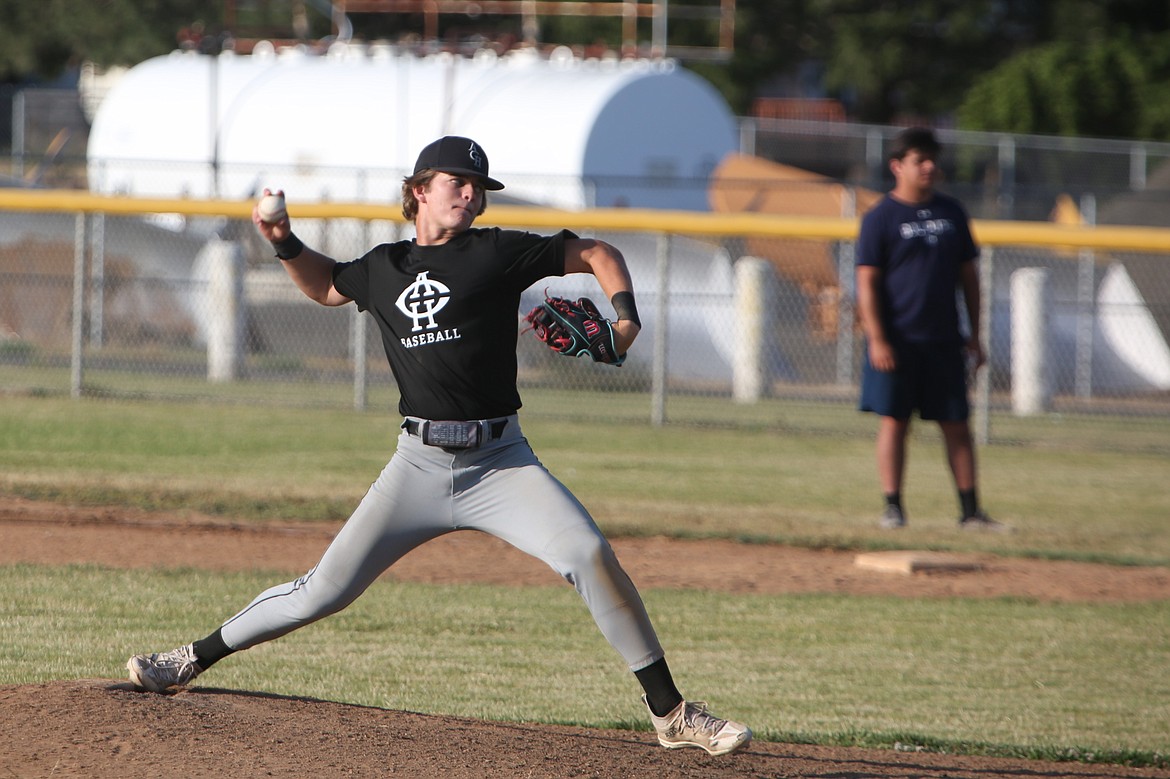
[87,45,738,211]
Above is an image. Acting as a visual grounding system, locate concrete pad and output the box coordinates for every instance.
[854,550,983,575]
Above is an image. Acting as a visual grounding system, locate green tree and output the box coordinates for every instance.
[957,37,1149,138]
[803,0,1046,123]
[10,0,1170,143]
[1135,33,1170,141]
[0,0,222,82]
[0,0,322,83]
[953,1,1170,140]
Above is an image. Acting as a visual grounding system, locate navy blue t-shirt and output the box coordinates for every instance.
[856,193,978,344]
[332,227,574,420]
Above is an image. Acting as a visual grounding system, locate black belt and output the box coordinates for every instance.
[402,417,509,449]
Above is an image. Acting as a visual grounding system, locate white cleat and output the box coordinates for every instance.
[645,695,752,756]
[126,644,203,692]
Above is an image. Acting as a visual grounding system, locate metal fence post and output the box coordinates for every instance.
[352,221,371,412]
[997,135,1016,219]
[974,248,993,445]
[865,128,884,187]
[12,90,24,180]
[352,306,368,412]
[89,212,105,349]
[650,232,671,426]
[352,174,371,412]
[1130,143,1147,191]
[836,186,857,387]
[70,212,87,398]
[1075,194,1097,399]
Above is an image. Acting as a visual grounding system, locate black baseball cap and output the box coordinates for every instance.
[413,136,505,190]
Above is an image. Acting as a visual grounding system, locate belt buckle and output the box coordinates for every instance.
[422,420,480,449]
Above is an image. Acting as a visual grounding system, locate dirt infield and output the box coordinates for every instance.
[3,496,1169,778]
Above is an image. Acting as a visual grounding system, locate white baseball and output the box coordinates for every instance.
[258,192,287,224]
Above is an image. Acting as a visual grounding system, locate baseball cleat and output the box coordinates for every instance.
[959,510,1012,533]
[126,644,203,692]
[644,695,752,756]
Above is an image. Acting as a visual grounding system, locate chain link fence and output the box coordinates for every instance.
[742,118,1170,225]
[2,190,1169,455]
[10,86,1170,219]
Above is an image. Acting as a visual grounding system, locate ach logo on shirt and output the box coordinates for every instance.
[395,271,463,349]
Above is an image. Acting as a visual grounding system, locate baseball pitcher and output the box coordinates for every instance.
[126,136,751,756]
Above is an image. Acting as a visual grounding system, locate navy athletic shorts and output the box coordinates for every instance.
[859,340,970,422]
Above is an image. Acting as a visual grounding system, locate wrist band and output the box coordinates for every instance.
[272,233,304,260]
[611,291,641,327]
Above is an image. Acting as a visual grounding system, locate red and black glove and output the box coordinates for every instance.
[524,295,625,366]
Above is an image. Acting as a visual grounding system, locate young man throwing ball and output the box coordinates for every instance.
[126,135,752,756]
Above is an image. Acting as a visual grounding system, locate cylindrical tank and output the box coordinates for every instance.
[87,45,737,210]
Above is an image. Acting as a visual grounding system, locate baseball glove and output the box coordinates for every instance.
[524,294,625,366]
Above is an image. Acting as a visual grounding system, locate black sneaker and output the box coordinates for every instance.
[880,504,906,529]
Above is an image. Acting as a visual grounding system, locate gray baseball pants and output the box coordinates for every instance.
[219,415,665,671]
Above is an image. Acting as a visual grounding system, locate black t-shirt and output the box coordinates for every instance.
[332,226,575,420]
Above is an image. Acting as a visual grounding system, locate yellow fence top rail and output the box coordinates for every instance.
[2,188,1168,254]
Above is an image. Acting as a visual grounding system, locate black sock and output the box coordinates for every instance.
[884,492,902,510]
[959,489,978,519]
[635,657,683,717]
[192,628,235,670]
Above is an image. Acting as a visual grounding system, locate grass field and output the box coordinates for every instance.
[1,395,1168,765]
[2,394,1168,563]
[4,565,1169,762]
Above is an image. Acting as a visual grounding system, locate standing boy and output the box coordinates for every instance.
[856,127,1007,532]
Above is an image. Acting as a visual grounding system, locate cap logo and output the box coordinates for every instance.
[413,136,503,189]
